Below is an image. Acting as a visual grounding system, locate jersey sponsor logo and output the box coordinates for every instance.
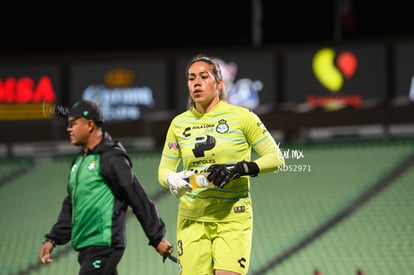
[233,206,245,213]
[216,119,229,134]
[192,135,215,157]
[256,121,268,134]
[183,124,215,138]
[168,141,179,150]
[192,124,215,130]
[192,159,216,166]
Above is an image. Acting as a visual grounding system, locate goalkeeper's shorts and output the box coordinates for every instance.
[176,216,252,275]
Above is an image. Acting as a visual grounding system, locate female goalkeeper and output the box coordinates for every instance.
[158,53,285,275]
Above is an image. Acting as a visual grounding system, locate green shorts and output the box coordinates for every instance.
[176,216,252,275]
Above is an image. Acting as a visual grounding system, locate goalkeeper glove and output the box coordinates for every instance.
[206,161,259,188]
[166,171,194,198]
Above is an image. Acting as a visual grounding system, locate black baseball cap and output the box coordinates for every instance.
[64,100,105,125]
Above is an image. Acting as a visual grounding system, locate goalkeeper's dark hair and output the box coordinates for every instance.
[186,53,227,108]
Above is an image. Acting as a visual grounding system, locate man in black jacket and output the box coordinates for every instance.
[39,100,173,274]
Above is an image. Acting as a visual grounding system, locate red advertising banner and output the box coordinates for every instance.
[0,65,61,120]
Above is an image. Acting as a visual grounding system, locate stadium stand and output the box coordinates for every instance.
[1,138,413,275]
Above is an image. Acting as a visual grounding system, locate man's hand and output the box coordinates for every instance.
[206,161,259,188]
[39,241,54,264]
[166,171,194,198]
[155,238,173,258]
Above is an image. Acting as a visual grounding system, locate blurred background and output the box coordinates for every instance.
[1,1,414,274]
[1,1,413,54]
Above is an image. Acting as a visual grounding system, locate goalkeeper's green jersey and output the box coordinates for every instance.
[158,101,284,222]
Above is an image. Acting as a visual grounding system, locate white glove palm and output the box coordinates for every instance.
[166,171,194,198]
